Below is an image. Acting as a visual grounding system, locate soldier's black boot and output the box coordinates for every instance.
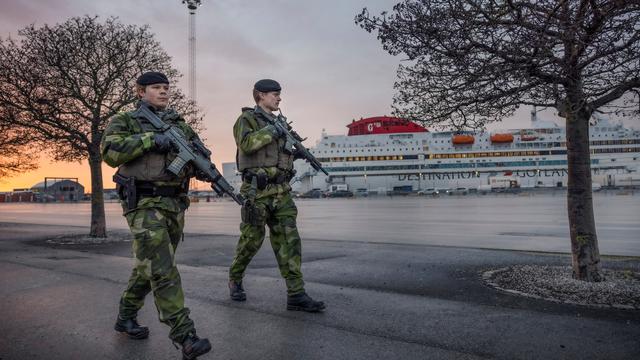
[287,292,326,313]
[229,280,246,301]
[114,317,149,339]
[181,334,212,360]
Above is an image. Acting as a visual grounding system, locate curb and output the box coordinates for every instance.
[482,267,639,310]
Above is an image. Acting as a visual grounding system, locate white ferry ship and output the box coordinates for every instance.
[289,109,640,194]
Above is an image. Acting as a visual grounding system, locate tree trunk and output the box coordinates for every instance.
[564,97,603,282]
[88,145,107,238]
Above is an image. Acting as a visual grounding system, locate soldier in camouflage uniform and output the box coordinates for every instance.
[228,79,325,312]
[101,72,211,359]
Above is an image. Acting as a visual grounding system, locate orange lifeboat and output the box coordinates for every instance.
[452,134,475,145]
[490,133,514,143]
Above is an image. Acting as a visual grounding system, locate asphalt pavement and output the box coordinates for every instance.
[0,222,638,360]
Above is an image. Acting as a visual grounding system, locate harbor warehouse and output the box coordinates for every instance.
[31,179,84,202]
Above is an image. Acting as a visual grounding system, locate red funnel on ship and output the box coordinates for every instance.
[347,116,427,136]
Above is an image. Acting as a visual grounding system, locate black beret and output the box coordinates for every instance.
[136,71,169,86]
[254,79,281,92]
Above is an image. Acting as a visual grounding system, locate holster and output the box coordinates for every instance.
[113,173,137,210]
[242,171,269,190]
[241,176,261,225]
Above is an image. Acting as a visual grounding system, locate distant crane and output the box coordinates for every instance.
[182,0,202,103]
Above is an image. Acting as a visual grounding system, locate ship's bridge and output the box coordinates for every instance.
[347,116,428,136]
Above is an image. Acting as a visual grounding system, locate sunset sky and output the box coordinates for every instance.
[1,0,635,193]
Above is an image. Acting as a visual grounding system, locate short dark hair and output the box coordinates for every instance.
[135,84,147,98]
[253,89,262,104]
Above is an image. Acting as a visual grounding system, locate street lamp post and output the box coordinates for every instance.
[182,0,202,103]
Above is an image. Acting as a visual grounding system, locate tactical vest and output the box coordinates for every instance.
[236,108,295,172]
[117,112,186,182]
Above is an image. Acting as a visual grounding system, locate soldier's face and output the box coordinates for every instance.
[140,83,170,109]
[259,91,281,112]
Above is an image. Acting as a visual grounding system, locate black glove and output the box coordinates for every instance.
[154,133,178,153]
[195,169,210,182]
[293,149,305,160]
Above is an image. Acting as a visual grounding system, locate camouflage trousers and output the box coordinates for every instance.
[229,192,305,295]
[119,206,195,343]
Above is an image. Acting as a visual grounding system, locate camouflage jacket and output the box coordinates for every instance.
[101,104,199,213]
[233,106,293,199]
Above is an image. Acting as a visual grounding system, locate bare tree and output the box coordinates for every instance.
[357,0,640,281]
[0,16,204,238]
[0,114,38,179]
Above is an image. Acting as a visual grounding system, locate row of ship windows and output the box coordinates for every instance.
[430,143,565,151]
[323,159,600,172]
[317,147,640,162]
[316,139,640,154]
[319,145,554,154]
[328,140,425,148]
[318,147,426,154]
[428,133,631,143]
[591,139,640,145]
[433,147,639,159]
[433,150,561,159]
[432,138,567,144]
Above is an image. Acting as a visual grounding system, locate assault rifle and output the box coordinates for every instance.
[269,111,329,176]
[136,103,244,205]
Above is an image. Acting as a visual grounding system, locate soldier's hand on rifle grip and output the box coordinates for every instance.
[264,124,285,139]
[293,149,305,160]
[195,170,210,182]
[153,133,178,153]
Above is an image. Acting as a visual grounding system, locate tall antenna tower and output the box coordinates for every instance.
[182,0,202,103]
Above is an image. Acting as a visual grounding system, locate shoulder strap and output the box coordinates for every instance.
[114,111,145,134]
[241,107,261,130]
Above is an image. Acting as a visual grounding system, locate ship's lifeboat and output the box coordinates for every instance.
[490,133,514,143]
[520,130,538,141]
[452,134,475,145]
